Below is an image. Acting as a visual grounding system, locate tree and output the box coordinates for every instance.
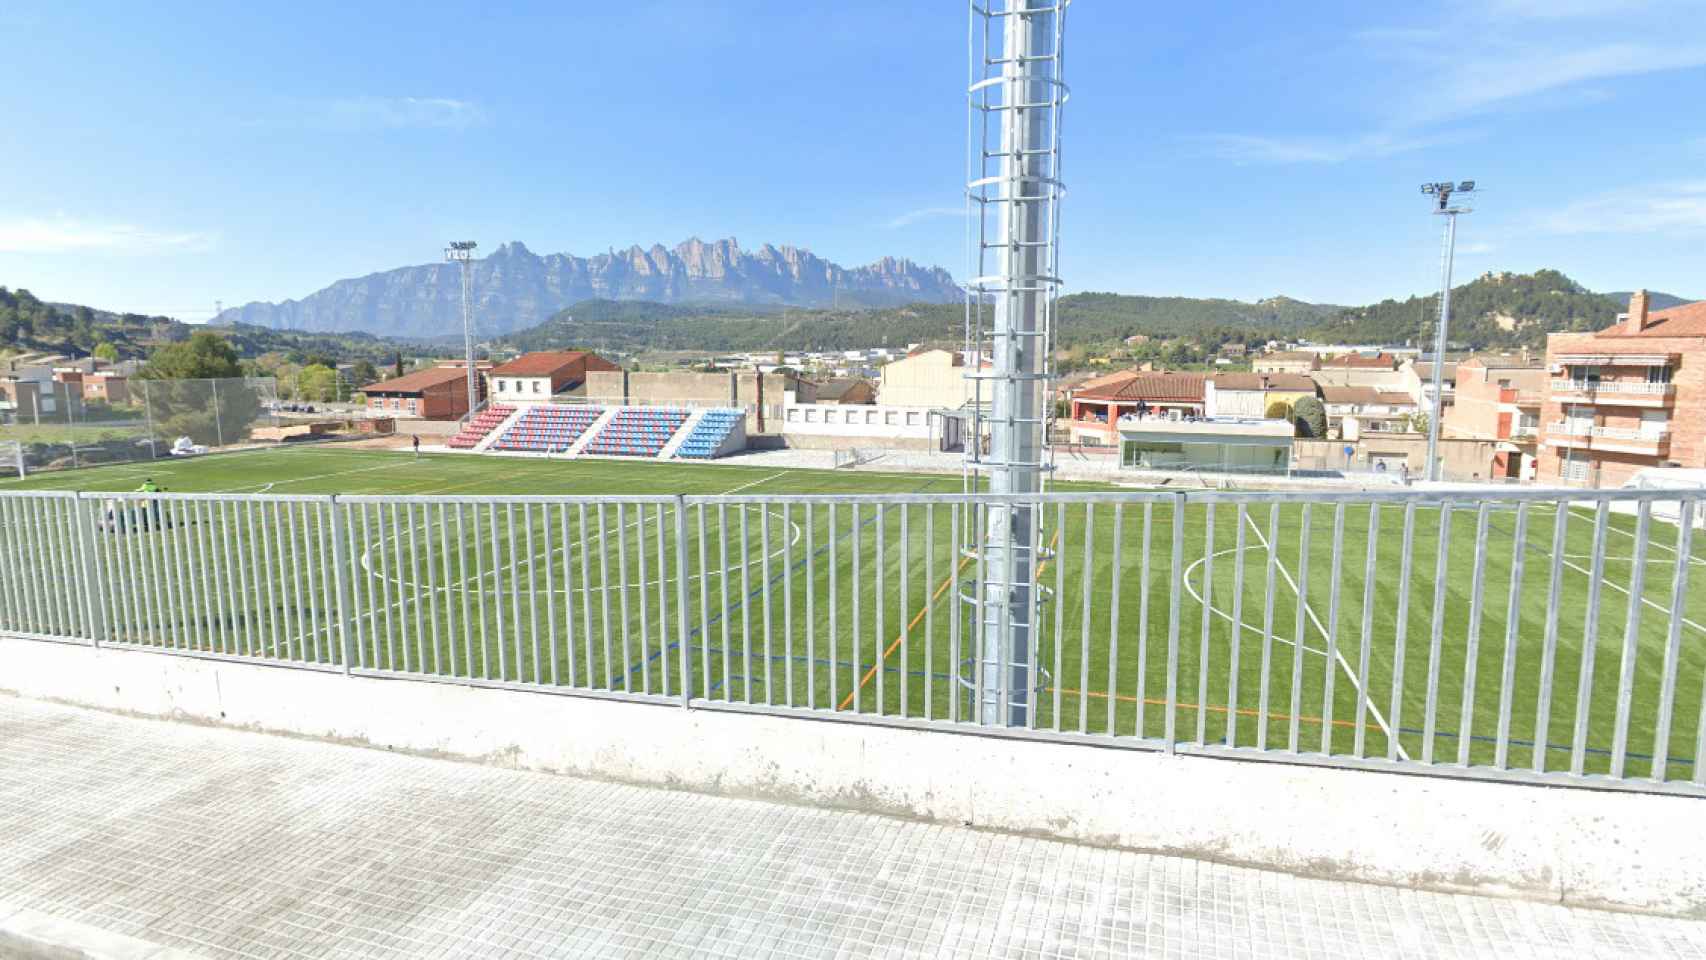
[140,331,242,380]
[136,332,257,446]
[295,364,338,403]
[1292,395,1327,439]
[350,359,379,386]
[393,352,405,379]
[1263,400,1293,420]
[1407,411,1430,435]
[93,342,119,362]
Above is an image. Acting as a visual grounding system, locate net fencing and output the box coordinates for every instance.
[0,377,280,476]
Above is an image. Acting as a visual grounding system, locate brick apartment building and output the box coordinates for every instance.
[1538,291,1705,487]
[1446,356,1544,480]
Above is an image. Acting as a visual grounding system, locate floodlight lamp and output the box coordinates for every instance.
[1458,181,1475,192]
[1421,184,1436,194]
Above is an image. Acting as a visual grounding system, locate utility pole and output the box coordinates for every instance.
[446,241,479,415]
[1419,181,1474,482]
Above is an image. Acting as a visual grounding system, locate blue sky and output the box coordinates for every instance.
[1,0,1702,321]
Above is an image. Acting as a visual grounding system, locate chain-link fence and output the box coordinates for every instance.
[0,377,279,476]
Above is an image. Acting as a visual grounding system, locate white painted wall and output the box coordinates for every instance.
[2,636,1703,917]
[782,402,940,442]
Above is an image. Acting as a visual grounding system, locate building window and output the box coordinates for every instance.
[407,399,418,414]
[804,409,817,423]
[905,412,919,426]
[1649,366,1673,384]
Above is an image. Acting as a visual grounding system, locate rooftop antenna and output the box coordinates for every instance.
[446,241,479,412]
[962,0,1069,727]
[1418,181,1474,482]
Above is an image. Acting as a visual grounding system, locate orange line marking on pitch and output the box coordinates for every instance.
[839,527,1061,711]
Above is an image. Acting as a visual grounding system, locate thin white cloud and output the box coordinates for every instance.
[1457,241,1496,255]
[1206,5,1706,166]
[0,217,214,254]
[1189,130,1465,165]
[1421,41,1706,121]
[316,96,485,131]
[1531,181,1706,235]
[885,206,963,229]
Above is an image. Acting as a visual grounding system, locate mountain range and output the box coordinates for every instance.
[214,238,961,338]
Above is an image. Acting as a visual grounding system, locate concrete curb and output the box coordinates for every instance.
[0,904,206,960]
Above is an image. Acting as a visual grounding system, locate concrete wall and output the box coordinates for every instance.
[780,401,952,452]
[1293,435,1504,480]
[877,350,973,408]
[2,636,1702,917]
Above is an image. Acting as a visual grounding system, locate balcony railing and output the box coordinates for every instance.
[1550,379,1675,397]
[1548,422,1671,453]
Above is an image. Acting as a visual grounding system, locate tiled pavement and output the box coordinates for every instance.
[1,695,1703,959]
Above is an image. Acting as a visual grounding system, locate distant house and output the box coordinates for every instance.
[360,364,485,420]
[1320,385,1416,439]
[814,378,876,405]
[1218,342,1248,358]
[1251,351,1320,374]
[1204,373,1317,419]
[82,372,129,404]
[1067,370,1205,446]
[488,351,619,403]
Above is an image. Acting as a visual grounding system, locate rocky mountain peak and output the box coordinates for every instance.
[216,236,961,337]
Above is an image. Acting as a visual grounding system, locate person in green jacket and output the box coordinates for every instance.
[136,478,161,529]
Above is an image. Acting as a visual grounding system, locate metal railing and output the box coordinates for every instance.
[2,487,1703,797]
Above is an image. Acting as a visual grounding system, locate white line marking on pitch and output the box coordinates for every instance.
[218,459,408,493]
[297,470,802,650]
[1242,510,1410,761]
[719,472,787,495]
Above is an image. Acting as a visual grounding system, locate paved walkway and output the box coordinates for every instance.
[2,696,1703,959]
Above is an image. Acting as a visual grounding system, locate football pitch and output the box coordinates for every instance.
[3,445,1703,785]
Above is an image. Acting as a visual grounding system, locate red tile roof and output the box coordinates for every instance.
[1319,385,1382,405]
[361,366,469,396]
[1606,300,1706,338]
[488,351,599,377]
[1210,372,1317,392]
[1321,352,1398,369]
[1073,370,1204,404]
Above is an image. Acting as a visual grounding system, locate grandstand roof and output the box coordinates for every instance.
[360,366,468,396]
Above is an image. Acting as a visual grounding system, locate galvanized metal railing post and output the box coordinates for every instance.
[73,493,106,647]
[328,495,354,674]
[675,495,693,708]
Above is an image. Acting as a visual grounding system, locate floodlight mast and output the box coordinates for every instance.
[446,241,479,416]
[963,0,1068,727]
[1419,181,1473,482]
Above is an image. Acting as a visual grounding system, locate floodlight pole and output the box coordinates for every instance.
[446,241,479,416]
[966,0,1066,727]
[1420,182,1472,482]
